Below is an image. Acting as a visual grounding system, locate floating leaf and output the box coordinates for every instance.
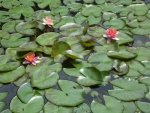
[117,32,133,45]
[82,5,101,17]
[103,18,125,29]
[136,101,150,113]
[44,102,73,113]
[109,78,147,101]
[91,96,123,113]
[17,83,34,103]
[122,102,137,113]
[45,88,84,106]
[0,66,25,84]
[9,5,34,19]
[1,109,12,113]
[0,92,8,101]
[107,50,137,60]
[36,32,60,46]
[28,62,60,89]
[73,103,91,113]
[51,41,71,57]
[15,22,37,35]
[1,33,29,48]
[10,96,44,113]
[0,102,5,112]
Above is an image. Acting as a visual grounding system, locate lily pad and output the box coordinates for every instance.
[10,96,44,113]
[51,41,71,57]
[0,102,5,112]
[73,103,91,113]
[45,88,84,106]
[82,5,102,17]
[107,50,137,60]
[136,101,150,113]
[1,33,29,48]
[17,83,34,103]
[15,22,38,36]
[0,66,25,84]
[44,102,73,113]
[36,32,60,46]
[109,78,147,101]
[0,92,8,101]
[9,5,34,19]
[91,96,123,113]
[28,62,60,89]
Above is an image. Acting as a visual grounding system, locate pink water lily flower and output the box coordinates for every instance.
[23,52,41,65]
[42,16,54,27]
[104,28,119,41]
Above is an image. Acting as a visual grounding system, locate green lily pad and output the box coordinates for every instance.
[45,88,84,106]
[51,6,69,16]
[88,52,112,63]
[10,96,44,113]
[54,16,74,28]
[0,11,10,23]
[83,0,94,3]
[28,62,60,89]
[36,32,60,46]
[60,23,83,36]
[113,60,129,76]
[17,83,34,103]
[122,102,137,113]
[36,0,61,9]
[91,96,123,113]
[16,21,38,35]
[1,109,12,113]
[63,0,75,5]
[73,103,91,113]
[82,5,101,17]
[131,28,150,35]
[0,92,8,101]
[19,0,35,6]
[74,12,87,24]
[95,0,105,4]
[44,102,58,113]
[9,5,34,19]
[136,101,150,113]
[128,4,148,16]
[0,102,5,112]
[87,26,105,38]
[2,20,21,33]
[67,3,82,12]
[0,66,25,84]
[103,18,125,29]
[1,0,20,9]
[109,78,147,101]
[78,67,108,86]
[107,50,137,60]
[1,33,29,48]
[103,12,117,21]
[87,15,100,25]
[58,80,82,92]
[63,68,82,77]
[44,102,73,113]
[117,32,133,45]
[51,41,71,57]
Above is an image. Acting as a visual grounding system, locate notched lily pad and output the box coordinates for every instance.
[107,50,137,60]
[36,32,60,46]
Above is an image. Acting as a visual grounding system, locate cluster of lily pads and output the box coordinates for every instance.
[0,0,150,113]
